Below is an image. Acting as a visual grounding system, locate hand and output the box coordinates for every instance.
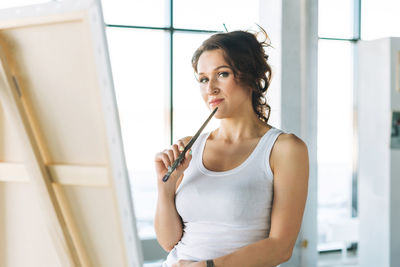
[172,260,206,267]
[154,140,192,197]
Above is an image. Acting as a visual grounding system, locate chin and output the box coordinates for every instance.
[213,110,225,119]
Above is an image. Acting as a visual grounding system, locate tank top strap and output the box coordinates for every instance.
[258,127,285,180]
[192,131,211,158]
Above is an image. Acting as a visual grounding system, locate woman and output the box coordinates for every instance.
[154,29,309,267]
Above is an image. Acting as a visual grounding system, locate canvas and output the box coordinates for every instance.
[0,1,143,266]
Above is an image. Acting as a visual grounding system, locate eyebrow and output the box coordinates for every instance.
[198,65,231,75]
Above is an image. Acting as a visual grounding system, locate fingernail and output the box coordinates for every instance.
[179,146,184,152]
[189,150,192,155]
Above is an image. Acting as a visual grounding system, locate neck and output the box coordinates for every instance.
[213,111,269,143]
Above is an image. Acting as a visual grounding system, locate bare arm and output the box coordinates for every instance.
[202,134,309,267]
[154,137,192,252]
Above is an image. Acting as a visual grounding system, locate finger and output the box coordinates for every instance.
[177,140,185,152]
[171,144,180,159]
[178,149,192,170]
[159,153,172,169]
[184,149,192,165]
[165,149,175,165]
[154,152,163,162]
[155,152,167,165]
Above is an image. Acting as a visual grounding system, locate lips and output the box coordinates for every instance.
[209,98,224,107]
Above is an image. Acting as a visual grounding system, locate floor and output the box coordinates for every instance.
[143,250,359,267]
[144,261,164,267]
[318,250,358,267]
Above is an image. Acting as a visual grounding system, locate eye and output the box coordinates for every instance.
[218,71,229,78]
[199,77,209,84]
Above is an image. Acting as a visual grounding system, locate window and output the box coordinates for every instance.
[318,0,355,39]
[101,0,261,239]
[0,0,48,9]
[361,0,400,40]
[102,0,168,27]
[317,0,359,252]
[173,0,259,31]
[317,39,355,250]
[105,28,169,238]
[172,32,218,141]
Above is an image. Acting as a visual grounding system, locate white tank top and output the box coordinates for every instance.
[162,127,284,267]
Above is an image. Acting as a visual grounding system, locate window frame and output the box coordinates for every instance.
[317,0,361,243]
[106,0,220,144]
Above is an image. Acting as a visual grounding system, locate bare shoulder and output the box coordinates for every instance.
[274,133,308,154]
[270,133,309,173]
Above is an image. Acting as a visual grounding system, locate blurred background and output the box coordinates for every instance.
[1,0,399,266]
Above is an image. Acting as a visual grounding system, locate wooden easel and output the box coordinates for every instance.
[0,1,143,266]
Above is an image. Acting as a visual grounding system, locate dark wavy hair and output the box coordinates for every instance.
[191,28,272,123]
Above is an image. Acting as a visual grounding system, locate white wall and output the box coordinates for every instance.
[358,37,400,267]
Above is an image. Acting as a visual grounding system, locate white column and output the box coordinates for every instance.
[259,0,318,266]
[357,37,400,267]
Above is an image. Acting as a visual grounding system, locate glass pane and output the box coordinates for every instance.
[317,40,354,250]
[0,0,49,9]
[174,0,259,31]
[106,27,169,239]
[361,0,400,40]
[318,0,354,39]
[101,0,168,27]
[172,32,219,142]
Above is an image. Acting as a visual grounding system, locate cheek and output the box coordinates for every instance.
[224,82,241,95]
[226,84,251,102]
[200,87,208,101]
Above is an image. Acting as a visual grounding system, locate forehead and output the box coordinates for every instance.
[197,49,229,73]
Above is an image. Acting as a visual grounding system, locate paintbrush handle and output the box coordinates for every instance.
[162,107,218,182]
[162,153,185,182]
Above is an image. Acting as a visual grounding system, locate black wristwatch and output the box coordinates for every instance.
[206,259,215,267]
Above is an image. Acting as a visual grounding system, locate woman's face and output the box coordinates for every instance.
[196,49,252,119]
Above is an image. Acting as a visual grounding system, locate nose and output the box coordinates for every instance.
[206,77,219,95]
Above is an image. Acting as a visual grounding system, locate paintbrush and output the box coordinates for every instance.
[162,107,218,182]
